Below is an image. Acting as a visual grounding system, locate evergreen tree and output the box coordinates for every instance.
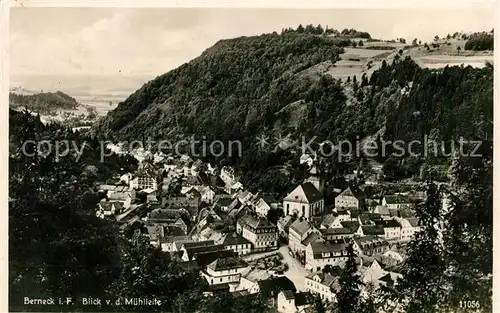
[395,182,446,313]
[352,75,358,93]
[442,144,492,311]
[337,244,362,313]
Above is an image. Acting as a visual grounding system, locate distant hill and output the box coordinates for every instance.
[10,90,98,128]
[10,90,80,113]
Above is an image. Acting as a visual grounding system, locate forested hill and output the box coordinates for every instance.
[10,91,81,113]
[90,32,345,141]
[91,31,493,183]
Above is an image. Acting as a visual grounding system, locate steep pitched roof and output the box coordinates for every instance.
[321,214,338,228]
[238,214,276,231]
[309,242,348,259]
[406,217,420,227]
[284,182,323,204]
[340,220,361,232]
[208,257,248,272]
[306,272,339,289]
[289,219,312,236]
[220,232,251,246]
[338,186,366,200]
[301,232,321,246]
[257,277,296,298]
[278,215,294,229]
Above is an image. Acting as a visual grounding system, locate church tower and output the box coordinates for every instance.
[305,158,324,193]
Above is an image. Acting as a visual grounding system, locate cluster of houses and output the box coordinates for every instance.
[94,147,425,311]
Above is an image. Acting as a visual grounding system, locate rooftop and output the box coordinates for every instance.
[238,214,276,231]
[338,186,366,200]
[289,219,312,236]
[284,182,323,204]
[320,227,353,235]
[220,232,251,246]
[208,257,248,272]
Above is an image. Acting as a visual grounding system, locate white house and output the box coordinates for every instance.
[199,186,216,204]
[96,200,124,218]
[304,272,340,303]
[283,182,324,220]
[305,242,349,272]
[335,186,366,210]
[237,214,278,251]
[376,219,402,240]
[277,291,311,313]
[201,257,249,291]
[255,197,272,217]
[288,219,319,254]
[394,217,415,241]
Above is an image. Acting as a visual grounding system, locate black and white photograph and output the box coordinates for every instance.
[4,2,496,312]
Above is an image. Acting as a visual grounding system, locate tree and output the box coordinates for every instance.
[412,38,418,46]
[393,183,446,313]
[297,24,305,33]
[307,293,326,313]
[442,145,493,311]
[352,41,358,48]
[434,35,439,41]
[337,244,362,313]
[358,40,364,47]
[382,155,401,181]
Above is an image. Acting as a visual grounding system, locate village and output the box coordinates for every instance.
[95,143,433,312]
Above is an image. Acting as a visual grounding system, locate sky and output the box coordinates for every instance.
[10,7,496,78]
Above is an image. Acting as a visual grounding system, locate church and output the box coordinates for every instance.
[282,161,324,221]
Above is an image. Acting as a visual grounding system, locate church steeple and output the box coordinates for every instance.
[305,156,324,193]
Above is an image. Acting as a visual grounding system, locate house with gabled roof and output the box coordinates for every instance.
[254,197,272,217]
[201,256,249,291]
[288,219,320,255]
[277,291,311,313]
[304,271,341,303]
[373,205,391,216]
[361,258,403,290]
[335,186,366,210]
[283,182,324,220]
[96,200,125,218]
[305,242,349,271]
